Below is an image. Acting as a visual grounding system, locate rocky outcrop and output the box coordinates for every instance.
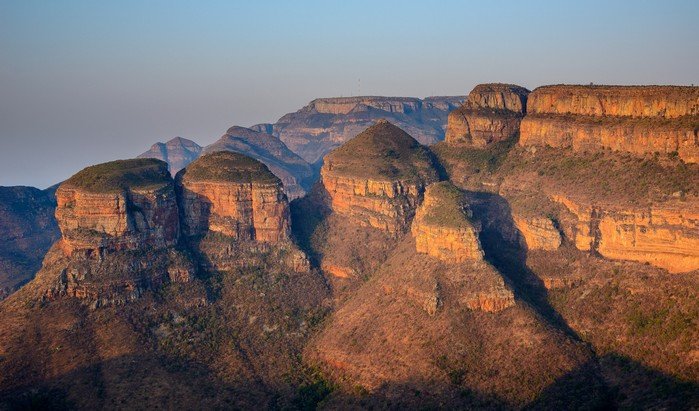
[203,126,315,199]
[411,182,484,262]
[32,159,194,307]
[55,159,179,256]
[320,120,439,234]
[553,194,699,273]
[520,85,699,163]
[513,215,562,251]
[270,96,466,163]
[445,84,529,146]
[138,137,202,175]
[0,186,60,298]
[176,151,291,243]
[526,85,699,118]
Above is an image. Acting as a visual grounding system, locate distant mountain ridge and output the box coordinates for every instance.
[253,95,467,163]
[137,137,202,175]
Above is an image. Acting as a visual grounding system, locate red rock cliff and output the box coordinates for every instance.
[520,85,699,163]
[176,151,291,243]
[446,83,529,146]
[55,159,179,256]
[320,120,439,234]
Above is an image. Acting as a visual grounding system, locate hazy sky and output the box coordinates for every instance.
[1,0,697,188]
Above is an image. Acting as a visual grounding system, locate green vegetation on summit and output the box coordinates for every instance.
[324,120,437,181]
[63,158,172,193]
[178,151,280,184]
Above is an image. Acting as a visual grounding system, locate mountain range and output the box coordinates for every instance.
[0,84,698,409]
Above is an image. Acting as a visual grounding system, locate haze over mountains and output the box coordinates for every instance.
[0,83,698,409]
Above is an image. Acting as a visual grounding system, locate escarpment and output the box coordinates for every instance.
[520,85,699,162]
[445,83,529,146]
[320,120,439,234]
[270,95,466,163]
[553,194,699,273]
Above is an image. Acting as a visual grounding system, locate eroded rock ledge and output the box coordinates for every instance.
[520,85,699,163]
[411,182,483,262]
[445,83,530,146]
[553,194,699,273]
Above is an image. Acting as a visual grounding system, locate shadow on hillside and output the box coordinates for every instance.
[2,350,698,410]
[465,191,580,339]
[289,183,332,269]
[0,352,293,411]
[526,353,699,410]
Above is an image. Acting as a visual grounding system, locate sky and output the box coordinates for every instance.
[1,0,697,188]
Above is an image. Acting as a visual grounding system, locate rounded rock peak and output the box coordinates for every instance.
[323,121,438,181]
[62,158,171,193]
[178,151,280,184]
[470,83,530,95]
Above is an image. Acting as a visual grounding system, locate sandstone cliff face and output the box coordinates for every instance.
[513,215,562,251]
[320,120,439,234]
[411,182,484,262]
[177,151,291,243]
[138,137,202,175]
[203,126,315,199]
[527,85,699,118]
[55,160,179,256]
[553,194,699,273]
[446,83,529,146]
[520,85,699,163]
[271,96,466,163]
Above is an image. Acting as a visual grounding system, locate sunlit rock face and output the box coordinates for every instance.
[320,120,440,235]
[520,85,699,163]
[445,83,529,147]
[552,194,699,273]
[411,182,484,263]
[513,214,562,251]
[176,151,291,243]
[55,159,179,256]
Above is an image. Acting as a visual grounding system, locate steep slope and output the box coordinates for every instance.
[263,95,466,163]
[203,126,315,199]
[138,137,202,175]
[292,120,440,299]
[520,85,699,163]
[433,84,699,406]
[0,186,60,299]
[305,182,604,409]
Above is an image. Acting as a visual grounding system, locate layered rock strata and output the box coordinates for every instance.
[55,159,179,256]
[176,151,291,243]
[320,120,439,234]
[203,126,315,199]
[411,182,484,262]
[513,215,562,251]
[445,83,529,146]
[553,194,699,273]
[520,85,699,163]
